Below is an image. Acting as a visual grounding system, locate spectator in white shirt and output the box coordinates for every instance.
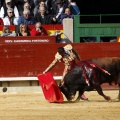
[3,8,18,25]
[0,0,19,19]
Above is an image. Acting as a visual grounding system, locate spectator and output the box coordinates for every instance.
[49,0,57,15]
[0,18,4,25]
[17,23,30,36]
[23,2,34,16]
[17,2,34,16]
[15,0,35,16]
[0,0,19,19]
[52,0,67,24]
[68,0,80,15]
[0,0,5,8]
[18,9,35,26]
[1,25,16,36]
[33,0,48,16]
[34,6,53,24]
[45,0,54,15]
[30,22,48,36]
[33,0,40,6]
[60,7,74,23]
[50,30,63,43]
[3,8,18,25]
[50,0,68,15]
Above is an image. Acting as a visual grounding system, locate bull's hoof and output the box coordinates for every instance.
[105,96,111,102]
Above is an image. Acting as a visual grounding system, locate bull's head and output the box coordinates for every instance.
[59,83,77,101]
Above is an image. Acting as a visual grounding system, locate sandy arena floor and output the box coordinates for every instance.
[0,90,120,120]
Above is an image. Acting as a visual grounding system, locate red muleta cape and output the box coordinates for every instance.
[38,72,64,103]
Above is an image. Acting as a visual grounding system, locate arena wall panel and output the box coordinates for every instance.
[0,42,120,77]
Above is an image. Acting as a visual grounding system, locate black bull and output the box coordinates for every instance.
[59,57,120,101]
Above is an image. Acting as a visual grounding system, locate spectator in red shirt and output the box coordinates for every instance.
[30,22,48,36]
[0,18,4,25]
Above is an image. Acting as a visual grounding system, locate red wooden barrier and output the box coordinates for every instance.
[0,42,120,77]
[0,25,63,31]
[0,25,15,31]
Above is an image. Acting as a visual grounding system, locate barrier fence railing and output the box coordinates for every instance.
[74,14,120,42]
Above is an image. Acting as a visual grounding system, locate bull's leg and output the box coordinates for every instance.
[77,86,95,101]
[75,90,89,102]
[118,85,120,100]
[117,74,120,101]
[95,85,111,101]
[115,85,120,101]
[75,90,84,101]
[116,74,120,101]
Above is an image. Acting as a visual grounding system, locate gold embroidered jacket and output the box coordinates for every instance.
[43,44,80,79]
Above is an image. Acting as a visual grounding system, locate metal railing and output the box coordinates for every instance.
[74,14,120,42]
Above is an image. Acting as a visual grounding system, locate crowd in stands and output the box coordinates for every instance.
[0,0,80,37]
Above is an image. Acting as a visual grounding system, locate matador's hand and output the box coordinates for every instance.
[43,71,46,74]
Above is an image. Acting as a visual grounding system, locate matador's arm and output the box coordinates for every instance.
[43,59,58,73]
